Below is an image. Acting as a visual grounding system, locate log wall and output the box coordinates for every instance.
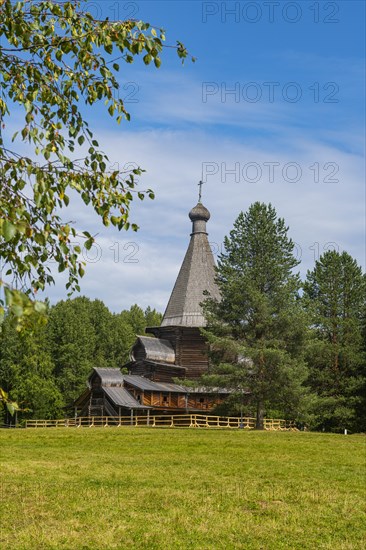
[156,326,209,379]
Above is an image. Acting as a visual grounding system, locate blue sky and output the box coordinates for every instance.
[10,0,366,312]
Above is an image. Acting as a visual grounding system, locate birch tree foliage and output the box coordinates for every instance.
[0,0,193,328]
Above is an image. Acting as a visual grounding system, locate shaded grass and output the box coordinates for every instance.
[0,428,365,549]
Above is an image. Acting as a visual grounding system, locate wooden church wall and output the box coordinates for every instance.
[178,328,209,378]
[154,326,209,380]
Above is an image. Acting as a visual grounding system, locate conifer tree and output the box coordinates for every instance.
[303,251,366,432]
[202,202,308,429]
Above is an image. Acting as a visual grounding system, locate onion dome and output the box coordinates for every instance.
[189,202,211,222]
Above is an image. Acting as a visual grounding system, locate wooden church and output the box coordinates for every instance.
[74,195,228,417]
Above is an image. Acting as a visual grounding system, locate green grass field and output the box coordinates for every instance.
[0,428,365,549]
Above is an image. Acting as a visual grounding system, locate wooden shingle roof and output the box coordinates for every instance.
[132,336,175,363]
[161,202,220,328]
[123,375,187,393]
[89,368,123,386]
[104,386,148,409]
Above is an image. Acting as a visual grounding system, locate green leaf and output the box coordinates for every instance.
[34,301,47,313]
[12,304,23,317]
[84,238,94,251]
[6,402,15,416]
[2,221,17,242]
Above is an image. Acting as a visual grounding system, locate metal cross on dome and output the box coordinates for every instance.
[198,180,203,202]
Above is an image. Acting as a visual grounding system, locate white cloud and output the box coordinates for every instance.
[35,121,364,313]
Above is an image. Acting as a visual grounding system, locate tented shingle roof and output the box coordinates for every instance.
[161,202,220,327]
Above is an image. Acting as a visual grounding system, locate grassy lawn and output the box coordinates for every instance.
[0,428,365,549]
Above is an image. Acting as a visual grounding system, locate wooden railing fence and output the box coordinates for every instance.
[25,414,298,431]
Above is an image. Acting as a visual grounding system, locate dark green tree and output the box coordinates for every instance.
[144,306,163,328]
[202,202,308,429]
[303,251,366,432]
[0,295,162,419]
[47,297,96,404]
[47,297,153,404]
[120,304,147,336]
[0,314,63,420]
[108,313,136,366]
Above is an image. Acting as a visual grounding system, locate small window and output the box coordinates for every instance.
[163,395,168,403]
[199,397,205,403]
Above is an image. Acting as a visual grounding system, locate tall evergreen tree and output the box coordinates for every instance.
[202,202,308,428]
[303,251,365,432]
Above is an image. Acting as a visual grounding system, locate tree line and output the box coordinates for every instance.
[0,300,162,421]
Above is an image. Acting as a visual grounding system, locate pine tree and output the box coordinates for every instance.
[202,202,308,429]
[303,251,366,432]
